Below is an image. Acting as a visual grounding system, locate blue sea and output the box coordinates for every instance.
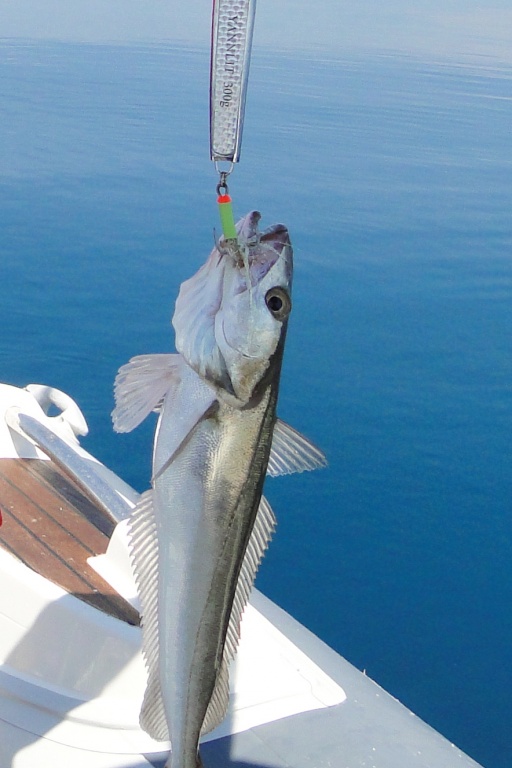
[1,40,511,768]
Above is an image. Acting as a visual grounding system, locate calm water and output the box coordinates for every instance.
[1,40,512,768]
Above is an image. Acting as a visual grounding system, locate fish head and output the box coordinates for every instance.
[173,211,293,405]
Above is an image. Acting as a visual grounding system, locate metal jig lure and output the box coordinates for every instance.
[210,0,257,243]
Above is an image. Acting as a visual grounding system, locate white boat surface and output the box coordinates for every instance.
[0,381,483,767]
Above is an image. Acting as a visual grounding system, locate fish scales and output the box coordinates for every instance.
[112,211,326,768]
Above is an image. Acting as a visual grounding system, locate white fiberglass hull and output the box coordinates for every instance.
[0,382,482,768]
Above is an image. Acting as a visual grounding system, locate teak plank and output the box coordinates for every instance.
[0,458,139,625]
[1,459,108,553]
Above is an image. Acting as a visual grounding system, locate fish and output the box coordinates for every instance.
[112,211,326,768]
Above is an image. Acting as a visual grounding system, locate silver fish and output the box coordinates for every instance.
[112,211,326,768]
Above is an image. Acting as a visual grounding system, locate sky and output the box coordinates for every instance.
[1,0,512,61]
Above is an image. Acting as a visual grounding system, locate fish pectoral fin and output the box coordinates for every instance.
[152,368,218,481]
[267,418,328,476]
[201,495,276,735]
[112,354,181,433]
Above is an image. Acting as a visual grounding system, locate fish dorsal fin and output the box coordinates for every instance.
[127,490,169,740]
[112,354,180,433]
[201,495,276,735]
[267,419,327,476]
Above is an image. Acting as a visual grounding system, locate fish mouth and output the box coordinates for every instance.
[236,211,290,254]
[260,223,290,252]
[221,213,291,292]
[236,210,261,244]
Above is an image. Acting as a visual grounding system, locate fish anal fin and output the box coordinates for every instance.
[112,354,180,434]
[128,490,169,741]
[201,495,276,735]
[267,418,327,477]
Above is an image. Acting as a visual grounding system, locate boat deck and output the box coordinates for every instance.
[0,458,139,626]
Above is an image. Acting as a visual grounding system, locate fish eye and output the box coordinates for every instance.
[265,287,291,320]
